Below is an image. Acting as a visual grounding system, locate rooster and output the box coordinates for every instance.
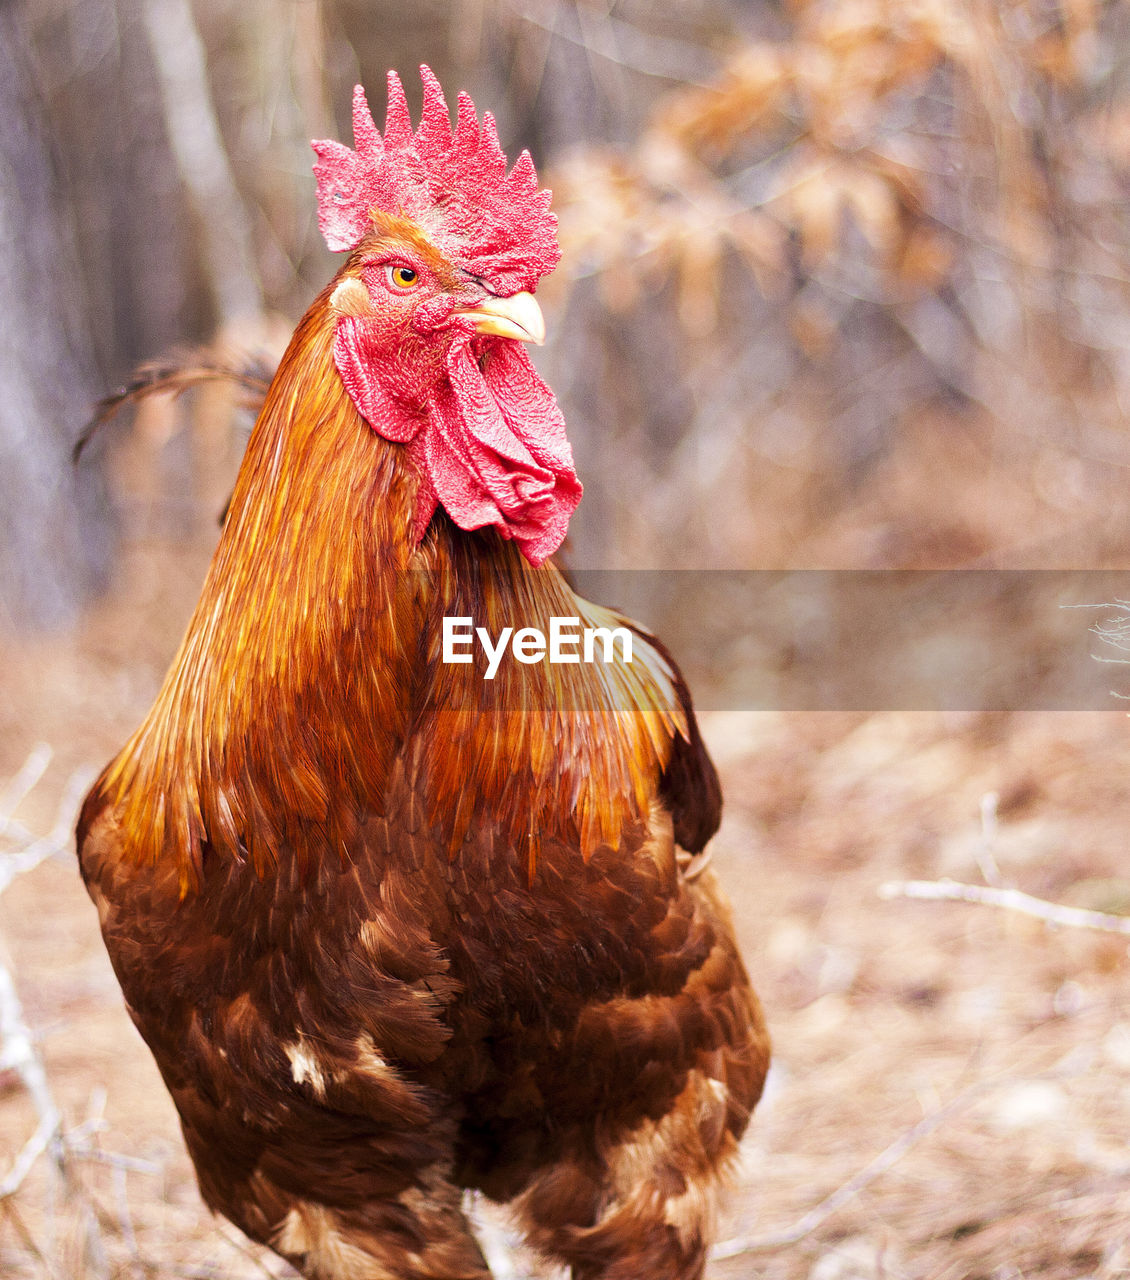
[77,68,768,1280]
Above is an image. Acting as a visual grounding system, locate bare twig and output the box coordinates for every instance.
[712,1064,1088,1259]
[0,747,171,1280]
[113,1162,141,1268]
[66,1142,162,1177]
[711,1087,982,1257]
[0,743,52,837]
[878,879,1130,934]
[0,759,97,894]
[0,1112,62,1200]
[0,1195,61,1279]
[0,961,62,1198]
[80,1191,112,1280]
[212,1219,295,1278]
[975,790,1004,887]
[506,0,714,84]
[176,1269,293,1280]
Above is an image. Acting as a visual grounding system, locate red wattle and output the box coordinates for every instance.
[333,326,581,566]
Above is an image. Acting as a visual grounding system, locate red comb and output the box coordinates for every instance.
[312,67,560,294]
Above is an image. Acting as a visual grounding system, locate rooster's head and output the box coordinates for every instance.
[312,67,580,566]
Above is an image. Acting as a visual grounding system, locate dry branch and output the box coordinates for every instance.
[0,944,62,1200]
[878,879,1130,934]
[0,747,67,1199]
[711,1087,980,1258]
[507,0,714,84]
[0,753,96,896]
[0,743,162,1280]
[711,1065,1089,1260]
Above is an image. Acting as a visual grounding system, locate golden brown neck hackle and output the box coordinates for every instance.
[101,280,426,891]
[418,544,684,878]
[100,275,680,894]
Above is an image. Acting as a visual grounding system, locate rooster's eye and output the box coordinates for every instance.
[388,265,420,290]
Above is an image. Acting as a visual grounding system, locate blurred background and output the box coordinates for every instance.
[10,0,1130,624]
[3,1,1130,1277]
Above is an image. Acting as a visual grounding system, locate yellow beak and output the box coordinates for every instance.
[455,291,546,345]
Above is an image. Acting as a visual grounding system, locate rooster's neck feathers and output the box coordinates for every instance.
[100,288,674,893]
[101,291,421,891]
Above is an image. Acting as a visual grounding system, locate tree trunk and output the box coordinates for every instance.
[0,4,110,632]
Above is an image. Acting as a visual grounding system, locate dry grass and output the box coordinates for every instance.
[710,707,1130,1279]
